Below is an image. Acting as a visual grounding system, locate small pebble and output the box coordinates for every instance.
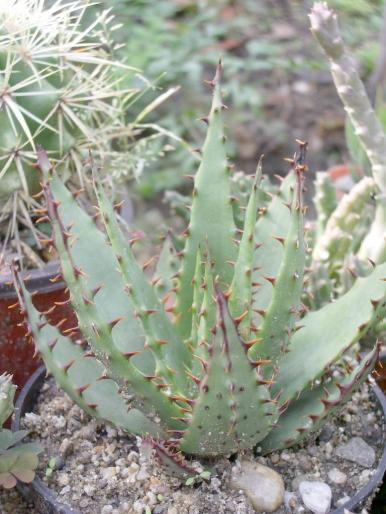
[328,468,347,485]
[336,437,376,467]
[231,461,284,512]
[57,473,70,487]
[284,491,298,510]
[153,507,166,514]
[318,423,334,442]
[136,468,150,481]
[59,438,73,457]
[299,481,332,514]
[101,467,118,481]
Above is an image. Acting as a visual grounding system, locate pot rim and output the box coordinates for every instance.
[12,365,386,514]
[0,261,63,299]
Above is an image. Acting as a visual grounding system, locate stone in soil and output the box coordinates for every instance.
[231,461,284,512]
[335,437,376,467]
[298,481,332,514]
[327,468,347,485]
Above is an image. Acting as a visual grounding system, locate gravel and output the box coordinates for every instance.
[12,379,385,514]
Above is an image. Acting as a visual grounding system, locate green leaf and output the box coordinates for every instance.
[174,64,237,339]
[252,167,305,362]
[261,344,379,452]
[273,261,386,405]
[229,159,262,337]
[16,275,166,437]
[180,290,276,456]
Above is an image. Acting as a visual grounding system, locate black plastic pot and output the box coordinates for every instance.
[13,366,386,514]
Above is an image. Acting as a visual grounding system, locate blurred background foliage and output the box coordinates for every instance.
[89,0,385,203]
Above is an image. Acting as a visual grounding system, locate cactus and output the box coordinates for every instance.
[310,2,386,265]
[0,0,166,265]
[306,3,386,310]
[0,374,41,489]
[13,65,386,467]
[311,175,376,300]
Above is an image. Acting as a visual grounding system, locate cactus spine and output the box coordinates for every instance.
[0,0,161,264]
[14,65,386,466]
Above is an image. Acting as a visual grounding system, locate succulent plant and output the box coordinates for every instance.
[0,374,16,427]
[0,0,168,266]
[13,65,386,469]
[307,2,386,310]
[0,374,41,489]
[165,170,277,232]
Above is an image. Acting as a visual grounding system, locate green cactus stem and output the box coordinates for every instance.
[314,171,337,238]
[310,1,386,263]
[313,176,376,272]
[0,0,173,266]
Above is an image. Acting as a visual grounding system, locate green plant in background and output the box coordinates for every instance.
[0,374,41,489]
[89,0,290,198]
[306,2,386,313]
[13,67,386,471]
[0,0,171,268]
[82,0,385,201]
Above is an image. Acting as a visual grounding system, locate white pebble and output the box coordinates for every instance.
[328,468,347,485]
[299,481,332,514]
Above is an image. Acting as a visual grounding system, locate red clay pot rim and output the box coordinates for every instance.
[12,365,386,514]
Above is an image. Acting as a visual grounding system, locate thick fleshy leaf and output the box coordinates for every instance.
[261,344,379,452]
[180,290,275,456]
[273,262,386,405]
[174,63,237,339]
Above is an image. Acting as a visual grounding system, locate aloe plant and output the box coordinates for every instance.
[0,0,171,266]
[13,65,386,469]
[0,374,41,489]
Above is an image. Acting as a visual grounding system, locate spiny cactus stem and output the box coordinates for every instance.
[310,2,386,192]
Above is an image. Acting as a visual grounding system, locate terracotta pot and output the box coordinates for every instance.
[0,196,133,393]
[12,366,386,514]
[0,262,75,391]
[327,164,356,195]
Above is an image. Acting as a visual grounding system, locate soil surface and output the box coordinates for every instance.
[11,378,385,514]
